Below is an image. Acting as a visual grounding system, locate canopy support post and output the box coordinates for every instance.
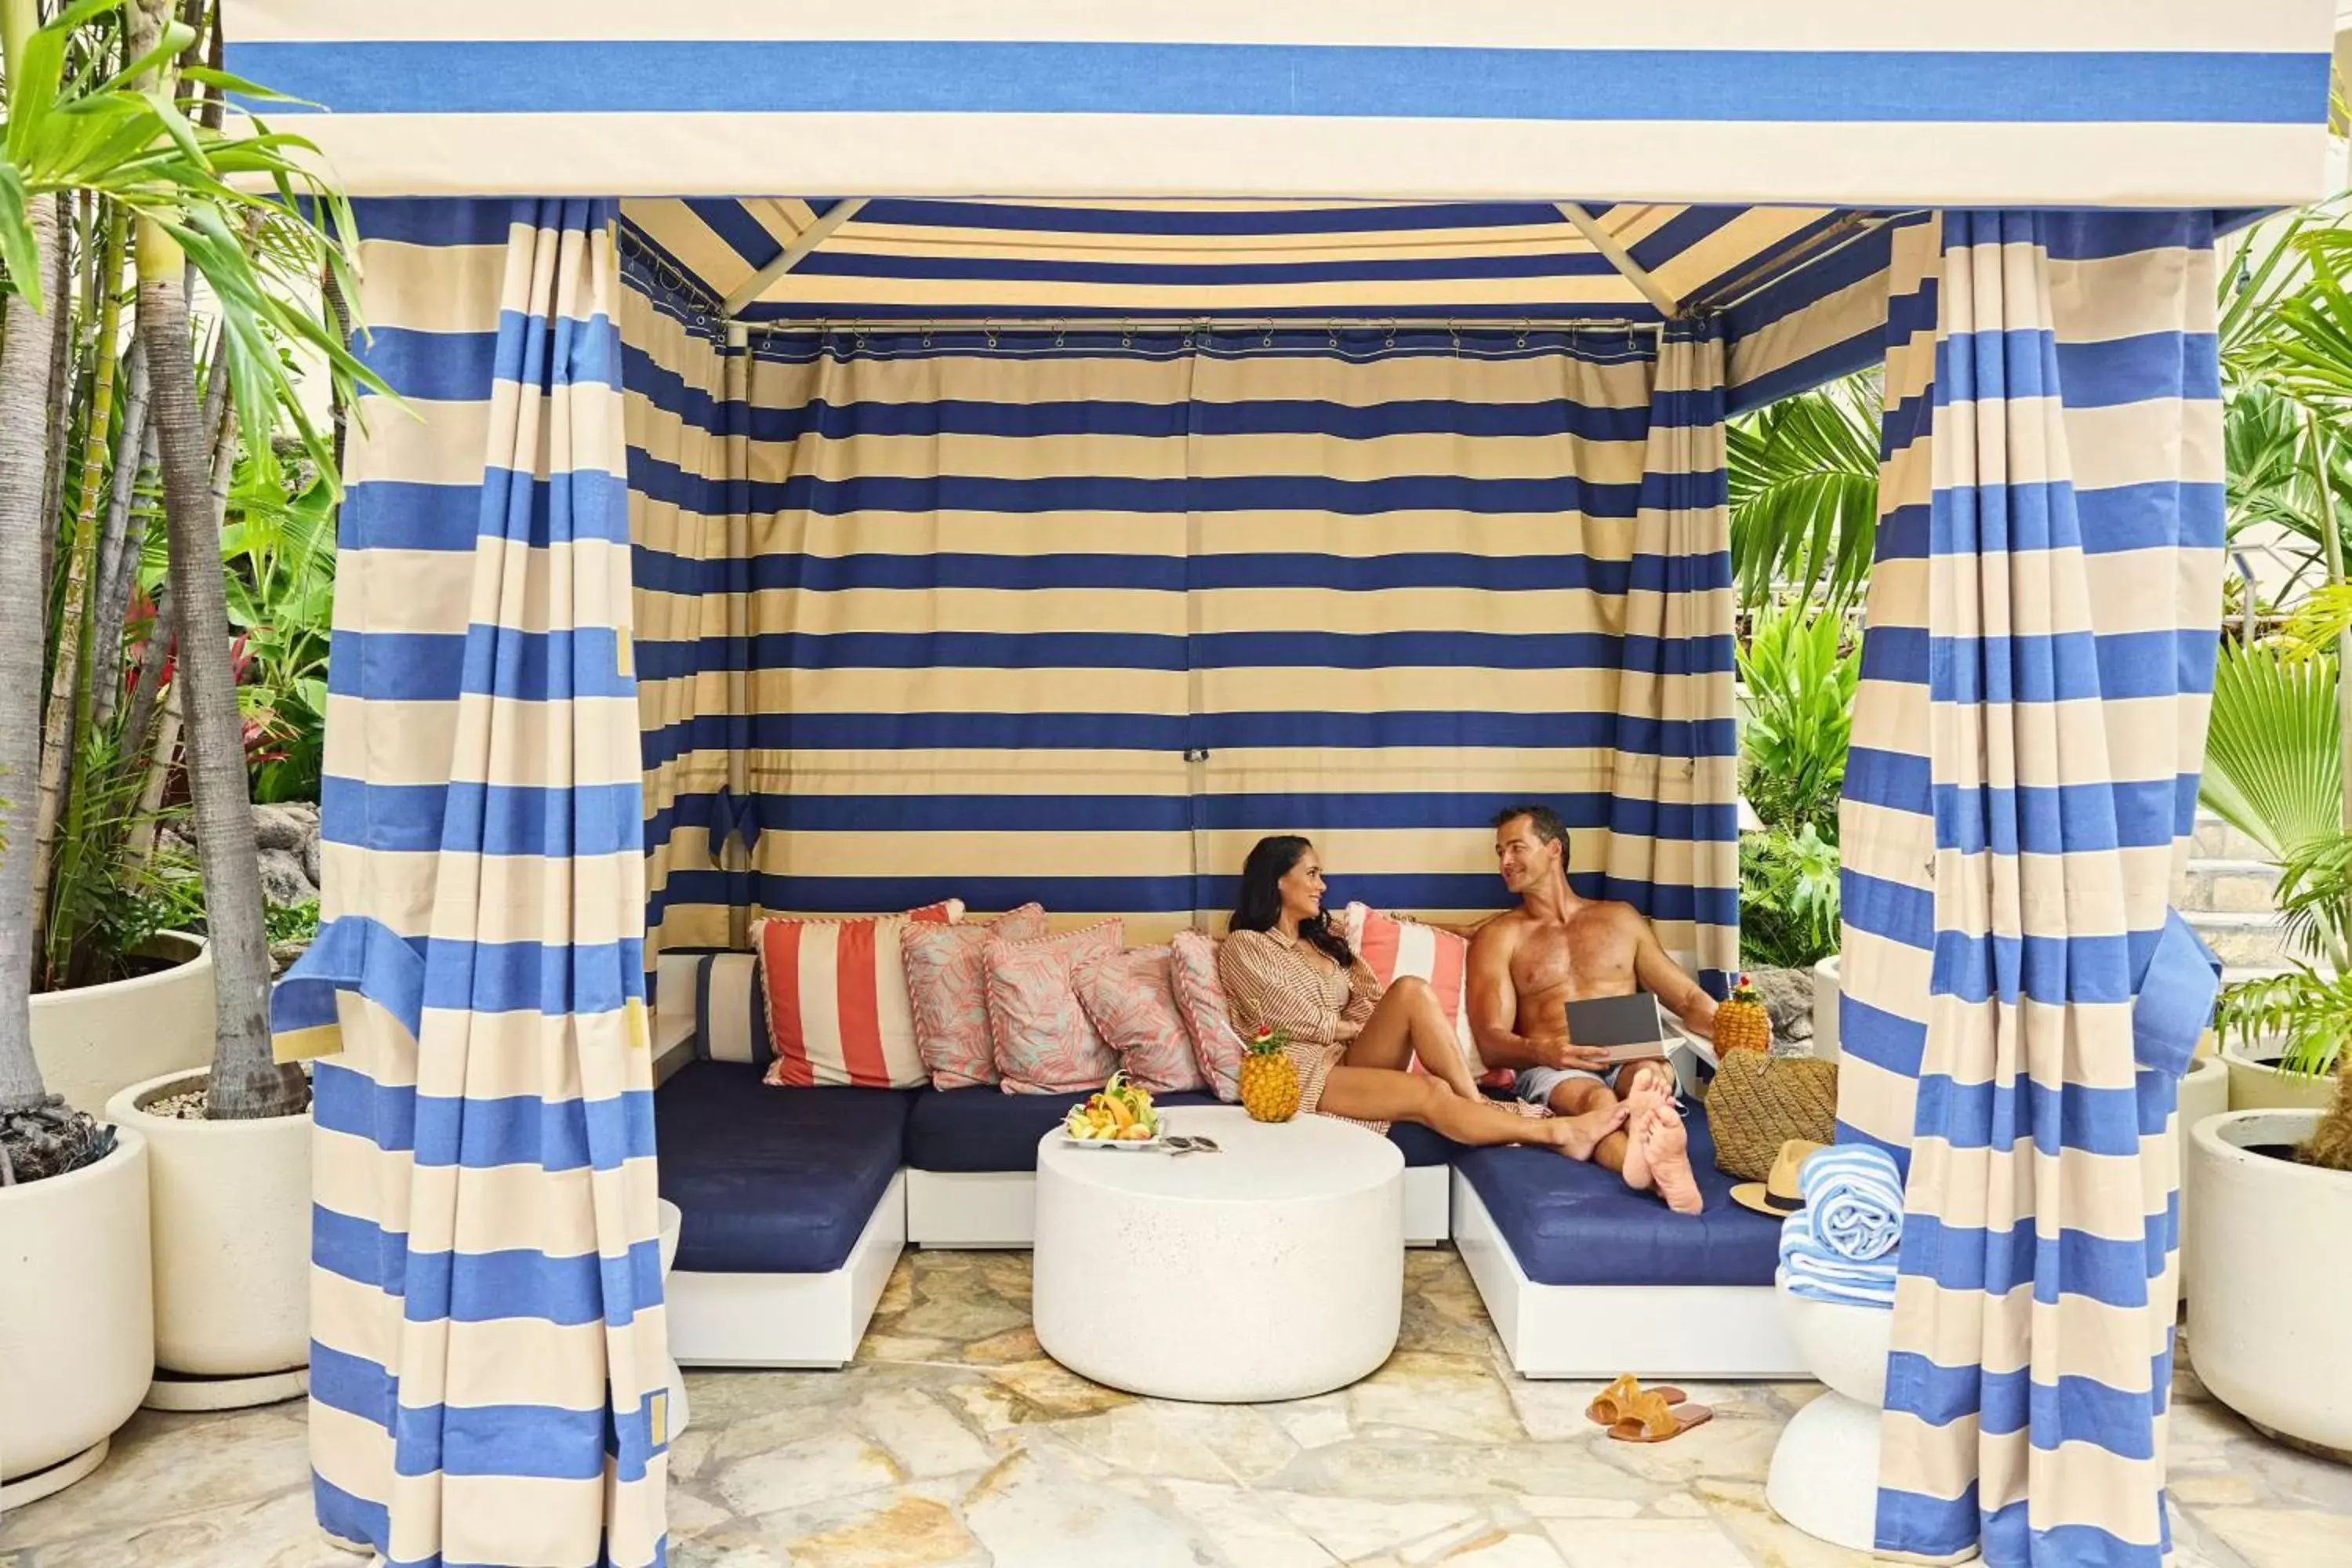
[1555,203,1679,318]
[720,198,870,318]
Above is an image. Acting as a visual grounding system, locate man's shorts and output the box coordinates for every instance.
[1515,1058,1671,1106]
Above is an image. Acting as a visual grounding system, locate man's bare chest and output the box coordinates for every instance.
[1510,919,1637,998]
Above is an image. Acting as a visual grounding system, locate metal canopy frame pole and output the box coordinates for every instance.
[1555,202,1680,318]
[719,197,870,318]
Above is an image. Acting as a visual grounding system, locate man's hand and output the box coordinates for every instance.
[1528,1035,1615,1073]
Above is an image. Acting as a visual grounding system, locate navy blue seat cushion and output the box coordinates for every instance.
[655,1062,913,1275]
[906,1087,1225,1172]
[1385,1117,1465,1169]
[1452,1103,1783,1287]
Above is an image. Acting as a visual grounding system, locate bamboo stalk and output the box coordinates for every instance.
[2311,406,2352,840]
[31,204,129,945]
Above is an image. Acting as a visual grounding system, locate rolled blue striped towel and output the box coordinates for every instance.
[1779,1207,1898,1309]
[1799,1143,1905,1262]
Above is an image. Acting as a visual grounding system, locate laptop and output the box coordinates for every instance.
[1563,993,1676,1065]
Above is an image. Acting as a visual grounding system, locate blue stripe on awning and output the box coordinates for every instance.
[236,42,2327,125]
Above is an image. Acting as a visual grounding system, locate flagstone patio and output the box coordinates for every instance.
[3,1249,2347,1568]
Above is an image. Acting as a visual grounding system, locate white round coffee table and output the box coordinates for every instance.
[1032,1105,1404,1403]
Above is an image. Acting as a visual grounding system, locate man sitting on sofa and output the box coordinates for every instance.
[1466,803,1714,1214]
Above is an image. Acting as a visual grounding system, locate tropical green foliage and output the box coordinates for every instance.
[1726,371,1882,612]
[1736,600,1860,841]
[2216,829,2352,1079]
[1734,600,1859,967]
[1738,823,1842,969]
[2200,639,2342,862]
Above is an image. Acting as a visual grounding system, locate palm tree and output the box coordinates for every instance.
[1726,371,1883,612]
[1,0,377,1163]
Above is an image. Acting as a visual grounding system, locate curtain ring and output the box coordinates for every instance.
[921,322,934,350]
[985,320,1000,350]
[1383,318,1396,351]
[1121,320,1134,350]
[1516,318,1530,350]
[1261,322,1274,349]
[1054,318,1066,350]
[1327,321,1340,350]
[1448,321,1461,356]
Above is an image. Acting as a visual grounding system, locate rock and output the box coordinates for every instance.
[257,847,318,909]
[300,833,321,889]
[251,802,317,853]
[1744,967,1815,1044]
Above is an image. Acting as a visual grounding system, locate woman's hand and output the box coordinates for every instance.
[1332,1019,1364,1043]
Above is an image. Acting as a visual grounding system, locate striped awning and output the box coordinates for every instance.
[223,3,2337,209]
[615,198,1872,325]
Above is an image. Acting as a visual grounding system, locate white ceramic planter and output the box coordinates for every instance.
[104,1069,310,1410]
[1810,954,1841,1063]
[2187,1109,2352,1457]
[0,1130,154,1509]
[2221,1044,2338,1113]
[2176,1054,2230,1305]
[31,933,212,1116]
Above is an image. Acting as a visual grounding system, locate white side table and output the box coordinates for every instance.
[1766,1276,1893,1554]
[656,1200,690,1439]
[1032,1105,1403,1403]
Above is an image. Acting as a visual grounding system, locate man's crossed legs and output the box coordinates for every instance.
[1516,1060,1704,1214]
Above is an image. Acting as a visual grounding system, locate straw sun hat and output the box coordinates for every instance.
[1727,1138,1828,1218]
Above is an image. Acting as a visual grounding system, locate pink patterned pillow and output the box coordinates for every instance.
[1070,946,1204,1094]
[902,904,1051,1089]
[1169,929,1245,1103]
[985,920,1125,1094]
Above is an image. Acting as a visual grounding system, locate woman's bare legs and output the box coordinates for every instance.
[1316,1064,1628,1156]
[1343,975,1483,1100]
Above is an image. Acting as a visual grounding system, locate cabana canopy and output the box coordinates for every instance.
[230,7,2339,1568]
[233,2,2332,208]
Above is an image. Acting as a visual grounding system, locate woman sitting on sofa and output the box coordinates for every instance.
[1218,835,1628,1157]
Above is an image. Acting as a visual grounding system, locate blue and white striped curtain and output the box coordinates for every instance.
[625,299,1738,989]
[274,199,668,1568]
[1841,212,2224,1566]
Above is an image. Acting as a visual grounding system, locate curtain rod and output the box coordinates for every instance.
[717,315,1668,340]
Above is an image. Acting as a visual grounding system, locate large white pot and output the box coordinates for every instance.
[2187,1109,2352,1456]
[1811,954,1841,1062]
[0,1129,154,1508]
[2176,1054,2230,1306]
[31,933,213,1116]
[104,1069,310,1408]
[2220,1044,2338,1113]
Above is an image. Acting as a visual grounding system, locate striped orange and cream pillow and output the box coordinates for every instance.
[753,901,962,1089]
[1337,902,1512,1089]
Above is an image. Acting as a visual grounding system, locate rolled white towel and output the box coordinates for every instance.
[1800,1144,1904,1263]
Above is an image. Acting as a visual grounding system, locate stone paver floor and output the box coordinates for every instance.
[5,1250,2349,1566]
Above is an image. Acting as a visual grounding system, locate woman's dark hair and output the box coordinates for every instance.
[1230,835,1355,967]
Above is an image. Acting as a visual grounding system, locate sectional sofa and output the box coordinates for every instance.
[651,952,1808,1379]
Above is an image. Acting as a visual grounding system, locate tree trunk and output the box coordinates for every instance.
[35,195,74,596]
[87,349,153,735]
[0,179,62,1112]
[136,222,306,1120]
[31,205,129,938]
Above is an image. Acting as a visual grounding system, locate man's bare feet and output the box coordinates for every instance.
[1618,1081,1667,1192]
[1639,1102,1704,1215]
[1550,1098,1632,1160]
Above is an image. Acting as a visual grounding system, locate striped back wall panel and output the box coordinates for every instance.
[273,199,668,1568]
[622,281,1739,982]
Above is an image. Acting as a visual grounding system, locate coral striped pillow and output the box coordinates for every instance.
[1338,902,1513,1088]
[753,901,962,1089]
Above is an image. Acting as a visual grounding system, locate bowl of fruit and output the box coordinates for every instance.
[1060,1073,1161,1148]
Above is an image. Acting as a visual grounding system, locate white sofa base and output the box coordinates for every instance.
[1450,1171,1806,1378]
[666,1173,906,1369]
[908,1164,1450,1248]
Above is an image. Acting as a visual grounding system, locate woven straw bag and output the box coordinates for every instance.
[1706,1051,1838,1182]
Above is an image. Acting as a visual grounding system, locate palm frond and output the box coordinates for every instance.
[1727,372,1883,612]
[2201,639,2343,861]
